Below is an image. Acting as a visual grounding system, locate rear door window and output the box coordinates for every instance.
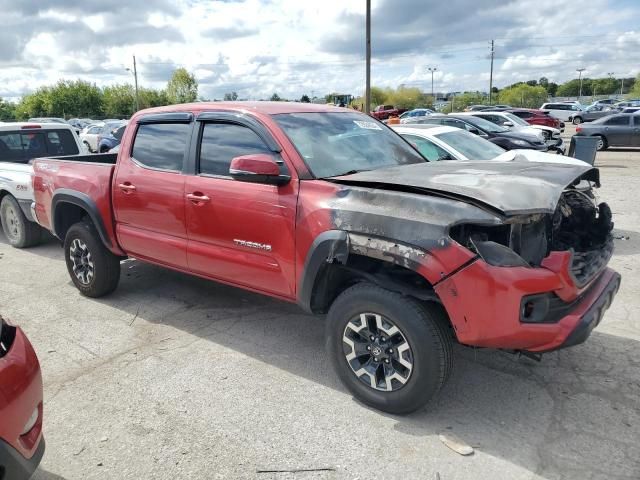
[403,134,452,161]
[0,129,79,162]
[604,116,630,126]
[131,123,190,171]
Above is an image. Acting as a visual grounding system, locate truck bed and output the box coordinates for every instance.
[32,156,120,253]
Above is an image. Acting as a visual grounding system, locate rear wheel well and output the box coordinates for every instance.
[54,202,91,240]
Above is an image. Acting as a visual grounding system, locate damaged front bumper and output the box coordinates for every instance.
[433,252,620,353]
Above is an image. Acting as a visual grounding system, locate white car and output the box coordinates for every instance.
[79,122,105,152]
[392,124,583,166]
[399,108,435,123]
[458,110,564,152]
[0,122,84,247]
[540,102,584,122]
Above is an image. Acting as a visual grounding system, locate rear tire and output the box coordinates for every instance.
[326,283,453,414]
[573,116,583,125]
[64,221,120,297]
[0,195,42,248]
[595,135,607,151]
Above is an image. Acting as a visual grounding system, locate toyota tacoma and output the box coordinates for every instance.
[31,102,620,414]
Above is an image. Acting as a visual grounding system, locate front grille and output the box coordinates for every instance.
[572,234,614,287]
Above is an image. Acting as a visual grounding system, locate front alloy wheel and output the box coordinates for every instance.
[343,313,413,392]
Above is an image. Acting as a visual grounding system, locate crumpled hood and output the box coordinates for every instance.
[330,158,598,216]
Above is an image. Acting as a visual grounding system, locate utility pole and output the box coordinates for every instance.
[427,67,437,101]
[488,40,494,105]
[621,78,624,96]
[126,56,140,112]
[365,0,371,115]
[133,56,140,112]
[576,68,585,101]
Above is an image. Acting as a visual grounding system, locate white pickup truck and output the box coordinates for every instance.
[0,122,85,247]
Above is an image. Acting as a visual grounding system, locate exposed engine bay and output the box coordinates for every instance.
[450,185,614,287]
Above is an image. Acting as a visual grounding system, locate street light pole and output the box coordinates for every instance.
[364,0,371,115]
[427,67,437,102]
[576,68,585,101]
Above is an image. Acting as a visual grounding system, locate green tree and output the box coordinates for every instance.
[270,93,282,101]
[139,87,169,109]
[166,68,198,104]
[300,94,311,103]
[498,84,548,108]
[629,74,640,98]
[386,86,430,109]
[0,98,17,121]
[103,84,136,117]
[223,92,238,101]
[538,77,549,89]
[16,80,102,118]
[547,82,559,97]
[449,92,486,111]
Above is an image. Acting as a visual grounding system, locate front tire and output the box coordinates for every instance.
[326,283,453,414]
[0,195,42,248]
[595,135,607,151]
[64,222,121,297]
[573,116,583,125]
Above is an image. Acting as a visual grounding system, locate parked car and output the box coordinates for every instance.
[371,105,408,120]
[0,315,45,479]
[459,111,564,153]
[574,113,640,150]
[621,107,640,114]
[614,100,640,108]
[392,124,507,160]
[0,122,84,247]
[592,99,618,106]
[464,104,490,111]
[31,102,619,414]
[97,123,127,153]
[399,108,435,123]
[79,123,104,152]
[571,104,618,124]
[508,108,564,130]
[406,114,549,151]
[540,102,583,121]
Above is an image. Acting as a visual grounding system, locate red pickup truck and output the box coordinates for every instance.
[371,105,408,120]
[32,102,620,414]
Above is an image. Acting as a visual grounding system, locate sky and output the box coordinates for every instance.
[1,0,639,101]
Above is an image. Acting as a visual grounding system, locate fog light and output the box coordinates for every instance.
[21,407,39,435]
[520,294,551,323]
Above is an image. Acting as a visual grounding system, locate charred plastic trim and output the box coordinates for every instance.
[51,189,112,248]
[348,233,426,271]
[298,230,349,313]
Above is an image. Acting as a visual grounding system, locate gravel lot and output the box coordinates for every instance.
[1,126,639,480]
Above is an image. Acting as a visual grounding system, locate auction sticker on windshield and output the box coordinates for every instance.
[353,120,382,130]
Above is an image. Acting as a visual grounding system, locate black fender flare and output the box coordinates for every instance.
[297,230,435,313]
[297,230,349,313]
[51,189,113,249]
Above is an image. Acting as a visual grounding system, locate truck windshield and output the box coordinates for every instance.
[274,112,425,178]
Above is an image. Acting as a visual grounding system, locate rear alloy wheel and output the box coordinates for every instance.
[595,135,607,151]
[64,221,121,297]
[0,195,42,248]
[573,116,583,125]
[327,283,453,414]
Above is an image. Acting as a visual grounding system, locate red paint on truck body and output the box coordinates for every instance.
[32,101,617,353]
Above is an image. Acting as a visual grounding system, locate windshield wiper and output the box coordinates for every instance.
[325,169,369,178]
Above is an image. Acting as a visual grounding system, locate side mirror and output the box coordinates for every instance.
[229,154,290,186]
[468,127,481,135]
[503,121,514,127]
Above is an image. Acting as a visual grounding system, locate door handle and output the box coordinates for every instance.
[186,193,211,203]
[118,182,136,193]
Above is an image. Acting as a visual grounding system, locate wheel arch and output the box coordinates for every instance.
[51,189,112,250]
[298,230,444,315]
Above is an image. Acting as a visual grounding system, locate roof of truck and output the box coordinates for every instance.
[134,101,348,117]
